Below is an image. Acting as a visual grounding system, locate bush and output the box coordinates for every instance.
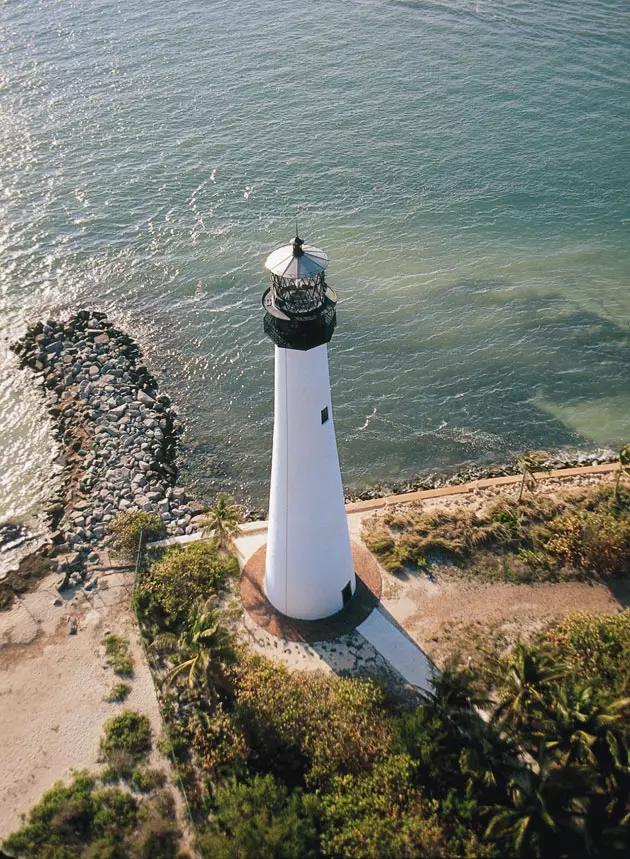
[1,771,183,858]
[321,754,448,858]
[129,767,167,793]
[545,611,630,696]
[1,773,140,858]
[102,635,134,676]
[185,704,249,786]
[130,789,180,859]
[135,542,238,634]
[545,511,630,576]
[231,654,393,790]
[99,710,152,765]
[106,682,132,703]
[198,774,320,859]
[107,511,165,561]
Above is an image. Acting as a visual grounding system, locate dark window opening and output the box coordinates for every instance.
[321,406,329,424]
[342,582,352,606]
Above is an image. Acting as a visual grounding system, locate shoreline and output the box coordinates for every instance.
[1,310,621,604]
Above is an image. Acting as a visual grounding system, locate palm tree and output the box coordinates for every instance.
[542,682,630,839]
[517,450,550,503]
[545,683,630,771]
[201,495,243,549]
[151,599,234,696]
[427,657,491,721]
[614,443,630,501]
[490,643,569,738]
[484,750,592,858]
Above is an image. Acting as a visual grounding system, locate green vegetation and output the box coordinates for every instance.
[99,710,152,765]
[615,444,630,499]
[1,772,182,858]
[152,599,630,858]
[363,484,630,581]
[106,682,132,703]
[200,494,243,549]
[198,774,320,859]
[134,542,238,634]
[151,599,234,695]
[107,510,165,561]
[7,496,628,859]
[102,634,134,675]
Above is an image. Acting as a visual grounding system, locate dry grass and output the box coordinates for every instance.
[362,484,630,583]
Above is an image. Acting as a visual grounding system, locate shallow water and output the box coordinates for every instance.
[1,0,629,517]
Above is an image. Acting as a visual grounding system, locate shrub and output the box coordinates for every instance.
[135,542,238,634]
[2,772,97,857]
[99,710,152,765]
[107,511,165,561]
[231,654,393,790]
[102,635,134,675]
[129,767,167,793]
[198,774,320,859]
[130,789,180,859]
[0,773,158,858]
[545,511,630,575]
[321,754,448,859]
[106,682,132,703]
[185,704,249,786]
[545,611,630,696]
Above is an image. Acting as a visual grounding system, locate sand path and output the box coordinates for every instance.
[0,565,168,840]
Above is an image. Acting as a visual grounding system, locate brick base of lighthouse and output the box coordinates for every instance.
[241,542,382,642]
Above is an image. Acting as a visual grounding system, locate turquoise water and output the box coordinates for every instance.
[1,0,630,517]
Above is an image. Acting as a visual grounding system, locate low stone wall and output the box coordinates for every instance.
[10,311,204,575]
[345,447,617,503]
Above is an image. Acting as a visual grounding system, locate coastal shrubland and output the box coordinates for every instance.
[3,707,184,859]
[134,542,238,635]
[5,519,629,858]
[1,773,182,859]
[363,483,630,581]
[129,535,629,857]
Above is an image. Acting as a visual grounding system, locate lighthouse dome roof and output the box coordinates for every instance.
[265,239,328,279]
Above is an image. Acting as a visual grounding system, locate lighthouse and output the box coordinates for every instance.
[262,234,356,620]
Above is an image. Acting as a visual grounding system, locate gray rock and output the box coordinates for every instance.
[137,390,155,406]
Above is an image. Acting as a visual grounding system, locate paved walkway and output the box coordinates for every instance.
[357,608,434,693]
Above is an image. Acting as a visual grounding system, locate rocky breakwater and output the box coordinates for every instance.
[11,311,203,580]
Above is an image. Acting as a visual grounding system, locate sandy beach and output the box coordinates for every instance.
[0,556,171,840]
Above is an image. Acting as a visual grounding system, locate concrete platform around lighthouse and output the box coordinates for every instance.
[240,542,382,642]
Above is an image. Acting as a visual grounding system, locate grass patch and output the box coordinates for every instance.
[106,681,132,703]
[99,710,152,765]
[102,634,134,676]
[107,510,166,561]
[363,485,630,582]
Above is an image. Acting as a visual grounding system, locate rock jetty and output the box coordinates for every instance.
[11,311,204,575]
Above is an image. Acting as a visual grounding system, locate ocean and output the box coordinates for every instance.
[1,0,629,520]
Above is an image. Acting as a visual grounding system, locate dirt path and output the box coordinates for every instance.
[348,470,629,667]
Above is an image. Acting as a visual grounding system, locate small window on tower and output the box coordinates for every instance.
[321,406,329,424]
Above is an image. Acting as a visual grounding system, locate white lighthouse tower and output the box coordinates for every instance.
[262,234,356,620]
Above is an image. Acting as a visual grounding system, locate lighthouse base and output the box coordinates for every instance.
[241,542,382,642]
